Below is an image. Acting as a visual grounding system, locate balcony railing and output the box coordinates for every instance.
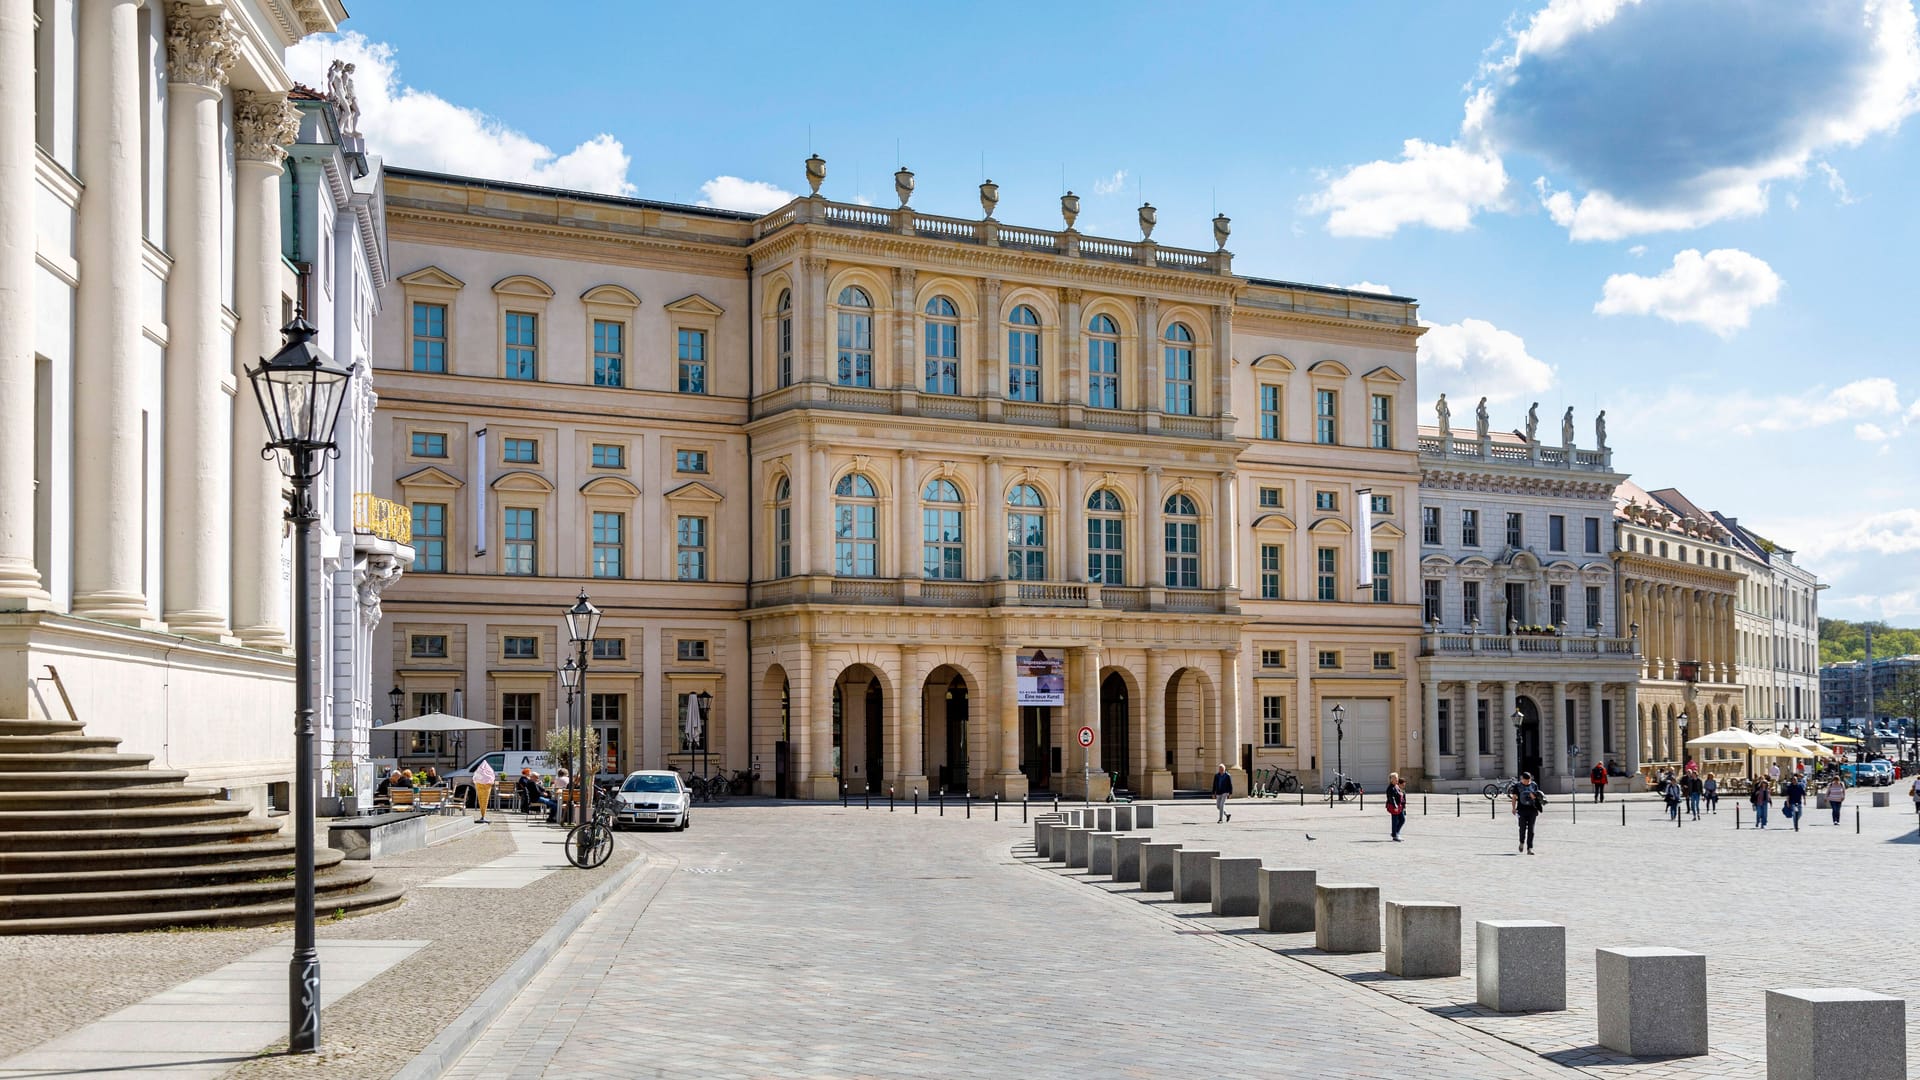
[748,577,1235,614]
[352,494,411,545]
[1417,434,1615,472]
[1422,632,1638,658]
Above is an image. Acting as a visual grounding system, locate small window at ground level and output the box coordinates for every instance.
[503,635,538,659]
[676,639,709,662]
[1372,650,1394,670]
[1260,649,1284,668]
[410,634,447,658]
[1317,650,1339,670]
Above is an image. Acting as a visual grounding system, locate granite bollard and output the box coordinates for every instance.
[1384,901,1461,977]
[1210,857,1262,916]
[1112,835,1149,883]
[1047,824,1072,863]
[1065,827,1094,868]
[1476,921,1566,1012]
[1313,883,1381,953]
[1765,987,1906,1080]
[1113,805,1135,831]
[1134,804,1156,828]
[1173,849,1220,903]
[1033,820,1051,857]
[1139,842,1183,892]
[1089,832,1121,876]
[1095,806,1115,831]
[1258,868,1316,932]
[1871,790,1890,808]
[1596,946,1708,1057]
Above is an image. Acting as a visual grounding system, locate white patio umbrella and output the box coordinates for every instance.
[1750,733,1817,758]
[376,713,498,732]
[1684,728,1765,750]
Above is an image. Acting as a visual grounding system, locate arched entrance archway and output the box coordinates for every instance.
[1514,695,1543,781]
[1100,671,1132,794]
[1164,666,1216,791]
[922,665,972,796]
[833,665,886,795]
[763,665,792,798]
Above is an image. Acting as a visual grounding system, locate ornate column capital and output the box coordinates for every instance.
[233,90,300,165]
[165,4,238,89]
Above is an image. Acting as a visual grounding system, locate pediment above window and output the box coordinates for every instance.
[580,475,641,497]
[664,293,725,317]
[397,465,464,490]
[491,469,555,493]
[664,480,724,504]
[398,266,465,291]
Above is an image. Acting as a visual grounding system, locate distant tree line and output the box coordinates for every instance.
[1819,618,1920,667]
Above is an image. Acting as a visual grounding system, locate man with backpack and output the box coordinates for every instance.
[1510,772,1543,854]
[1589,760,1608,802]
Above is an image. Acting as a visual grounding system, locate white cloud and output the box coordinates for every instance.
[696,176,796,213]
[1620,377,1902,439]
[1539,180,1769,243]
[1817,162,1857,204]
[1092,170,1129,196]
[286,33,634,195]
[1907,399,1920,422]
[1306,139,1508,238]
[1592,248,1782,336]
[1344,281,1396,294]
[1786,507,1920,560]
[1856,422,1894,442]
[1627,244,1647,257]
[1416,318,1555,405]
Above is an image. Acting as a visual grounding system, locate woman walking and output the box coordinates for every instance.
[1750,777,1772,830]
[1386,773,1407,842]
[1825,775,1847,825]
[1703,774,1719,814]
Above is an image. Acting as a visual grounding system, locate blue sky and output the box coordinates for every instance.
[293,0,1920,622]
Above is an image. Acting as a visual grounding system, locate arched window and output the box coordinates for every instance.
[1164,493,1199,589]
[925,296,959,395]
[1007,484,1046,580]
[922,479,964,580]
[1087,314,1120,409]
[774,476,792,578]
[836,286,874,387]
[833,473,878,576]
[1087,489,1124,584]
[1007,305,1040,402]
[1163,322,1195,415]
[776,289,794,388]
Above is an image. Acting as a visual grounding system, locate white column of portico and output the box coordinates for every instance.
[983,457,1003,578]
[1463,682,1482,780]
[0,0,46,607]
[1587,682,1605,767]
[1215,471,1236,592]
[1421,680,1440,781]
[71,0,152,623]
[808,644,835,799]
[230,91,300,649]
[1217,647,1240,781]
[1142,466,1162,585]
[807,444,831,577]
[1501,680,1519,777]
[898,644,924,794]
[1552,680,1569,778]
[160,7,239,638]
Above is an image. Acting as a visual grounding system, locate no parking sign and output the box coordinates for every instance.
[1078,726,1094,748]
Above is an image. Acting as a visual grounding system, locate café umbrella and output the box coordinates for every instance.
[1685,726,1769,780]
[375,713,498,766]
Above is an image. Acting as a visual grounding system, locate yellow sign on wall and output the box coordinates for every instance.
[352,494,412,545]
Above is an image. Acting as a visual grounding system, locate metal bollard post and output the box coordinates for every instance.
[1423,795,1428,815]
[1622,802,1626,826]
[994,795,999,821]
[1856,807,1861,834]
[965,795,971,819]
[1053,793,1059,812]
[1735,805,1740,830]
[1359,790,1365,810]
[1022,794,1028,825]
[865,788,871,810]
[1298,787,1303,807]
[913,789,919,815]
[938,792,944,817]
[889,787,895,812]
[1490,797,1496,820]
[842,784,848,809]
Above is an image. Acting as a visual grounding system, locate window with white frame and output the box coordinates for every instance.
[1315,388,1337,444]
[675,449,707,474]
[1087,315,1119,408]
[836,287,873,387]
[1316,547,1337,601]
[1373,650,1395,670]
[593,638,624,661]
[1007,484,1046,580]
[590,443,624,469]
[1261,696,1287,746]
[1260,648,1284,668]
[1314,490,1337,511]
[676,516,707,581]
[504,312,537,380]
[1163,494,1199,589]
[1317,649,1339,670]
[1370,493,1391,514]
[1369,393,1391,448]
[776,289,794,388]
[922,479,964,580]
[924,296,959,395]
[834,474,879,576]
[1086,489,1123,584]
[1259,543,1282,599]
[412,502,446,572]
[1163,323,1195,415]
[503,634,538,659]
[1258,486,1281,509]
[1007,305,1041,401]
[1421,506,1440,545]
[677,639,709,662]
[593,319,624,387]
[677,328,707,394]
[503,508,536,575]
[591,512,623,579]
[412,302,447,372]
[1258,383,1281,439]
[1549,514,1566,552]
[410,431,446,458]
[502,437,537,464]
[1372,549,1392,602]
[501,693,537,752]
[410,633,448,658]
[1437,698,1452,755]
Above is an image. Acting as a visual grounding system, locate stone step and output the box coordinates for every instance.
[0,803,255,831]
[0,835,296,873]
[0,817,281,853]
[0,718,88,736]
[0,879,406,934]
[0,751,157,772]
[0,848,347,895]
[0,734,125,754]
[0,785,222,810]
[0,768,193,791]
[0,859,375,920]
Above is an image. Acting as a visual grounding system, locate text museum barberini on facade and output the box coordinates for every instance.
[372,161,1430,801]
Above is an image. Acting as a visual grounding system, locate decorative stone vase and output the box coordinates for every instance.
[1138,202,1156,240]
[979,179,999,219]
[805,154,826,196]
[1060,191,1080,229]
[894,166,915,207]
[1212,213,1231,250]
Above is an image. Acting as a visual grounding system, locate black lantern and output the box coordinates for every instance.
[387,685,403,725]
[563,591,600,826]
[564,589,603,646]
[247,316,355,481]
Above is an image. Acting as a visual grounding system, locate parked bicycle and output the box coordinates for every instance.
[685,771,731,804]
[727,768,760,796]
[1482,777,1521,800]
[1325,772,1363,803]
[564,790,616,869]
[1260,767,1299,796]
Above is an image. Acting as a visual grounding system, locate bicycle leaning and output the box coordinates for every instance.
[1256,767,1299,796]
[685,770,730,804]
[1324,772,1363,803]
[1482,777,1521,800]
[564,790,617,869]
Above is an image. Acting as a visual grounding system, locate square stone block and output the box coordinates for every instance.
[1173,849,1220,903]
[1095,807,1115,831]
[1871,790,1890,808]
[1313,883,1381,953]
[1384,901,1461,977]
[1113,805,1135,831]
[1061,809,1084,828]
[1596,946,1708,1057]
[1112,835,1149,883]
[1046,824,1071,863]
[1088,832,1122,876]
[1210,857,1262,916]
[1033,820,1052,857]
[1476,920,1566,1013]
[1134,804,1156,829]
[1765,987,1906,1080]
[1816,793,1831,810]
[1065,827,1094,868]
[1258,868,1316,933]
[1139,842,1183,892]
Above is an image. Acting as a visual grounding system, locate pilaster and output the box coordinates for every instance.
[0,0,46,608]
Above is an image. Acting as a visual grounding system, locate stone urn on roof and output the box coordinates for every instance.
[1138,202,1156,240]
[804,154,826,196]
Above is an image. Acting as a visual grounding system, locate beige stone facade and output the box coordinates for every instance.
[373,166,1423,799]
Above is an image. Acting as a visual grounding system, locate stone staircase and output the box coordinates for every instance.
[0,715,403,933]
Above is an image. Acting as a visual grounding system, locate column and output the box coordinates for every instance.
[1501,681,1519,777]
[897,644,924,794]
[979,277,1002,416]
[161,7,238,638]
[1624,684,1642,774]
[1076,646,1102,797]
[891,266,915,392]
[1065,462,1085,582]
[983,457,1003,579]
[804,254,829,386]
[1059,287,1084,406]
[808,444,831,576]
[1215,470,1237,593]
[1218,647,1241,787]
[230,91,300,648]
[1551,680,1569,779]
[1463,682,1482,780]
[1144,647,1170,797]
[1587,682,1605,768]
[897,451,918,580]
[808,644,836,799]
[0,0,46,606]
[71,0,151,623]
[1421,680,1440,781]
[995,644,1025,798]
[789,453,812,577]
[1142,466,1163,586]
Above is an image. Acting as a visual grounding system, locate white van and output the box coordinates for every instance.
[446,750,554,805]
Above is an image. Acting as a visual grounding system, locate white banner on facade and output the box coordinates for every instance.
[1356,487,1374,588]
[1016,649,1066,706]
[473,427,488,555]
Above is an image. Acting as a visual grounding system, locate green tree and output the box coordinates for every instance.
[1819,619,1920,666]
[1878,671,1920,725]
[543,726,602,776]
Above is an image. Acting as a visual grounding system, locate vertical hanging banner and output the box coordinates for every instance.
[1355,487,1374,589]
[473,427,489,556]
[1016,649,1066,705]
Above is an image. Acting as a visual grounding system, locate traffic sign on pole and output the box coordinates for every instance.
[1078,726,1094,747]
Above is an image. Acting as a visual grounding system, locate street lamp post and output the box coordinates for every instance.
[698,690,714,784]
[563,591,602,829]
[387,685,402,764]
[246,316,357,1055]
[1330,703,1346,795]
[1511,707,1525,780]
[1676,712,1690,826]
[559,657,578,822]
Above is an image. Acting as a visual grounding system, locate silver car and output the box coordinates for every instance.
[613,770,690,830]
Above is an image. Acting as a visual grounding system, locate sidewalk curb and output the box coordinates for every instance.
[391,852,648,1080]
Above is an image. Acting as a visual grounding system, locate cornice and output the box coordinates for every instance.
[387,206,750,277]
[1615,551,1742,591]
[1420,466,1620,501]
[1230,303,1425,344]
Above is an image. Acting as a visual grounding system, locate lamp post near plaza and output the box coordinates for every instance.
[564,591,602,828]
[388,685,402,726]
[245,316,356,1055]
[697,690,714,784]
[560,657,579,820]
[1330,703,1345,793]
[1511,707,1524,781]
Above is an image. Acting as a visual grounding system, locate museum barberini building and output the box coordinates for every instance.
[372,162,1425,800]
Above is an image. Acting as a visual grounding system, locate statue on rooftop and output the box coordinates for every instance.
[1524,401,1540,443]
[1562,406,1575,447]
[1436,393,1451,438]
[1596,409,1609,451]
[1475,397,1490,441]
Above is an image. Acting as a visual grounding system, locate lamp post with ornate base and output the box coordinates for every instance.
[559,658,578,822]
[564,592,602,829]
[1330,703,1345,796]
[247,317,356,1055]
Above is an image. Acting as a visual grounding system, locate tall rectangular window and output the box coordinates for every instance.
[1421,506,1440,545]
[1260,544,1282,600]
[1549,514,1566,552]
[593,320,624,387]
[411,302,446,372]
[1315,389,1337,444]
[924,316,958,395]
[1586,585,1603,630]
[1369,393,1391,448]
[1437,698,1453,755]
[776,503,792,578]
[1163,336,1194,415]
[1549,583,1566,626]
[1506,512,1523,549]
[412,502,445,572]
[503,508,536,575]
[1316,547,1337,601]
[1372,549,1392,603]
[592,512,624,579]
[1087,516,1123,585]
[778,302,794,388]
[1008,316,1041,402]
[501,693,537,753]
[1261,696,1287,746]
[1422,578,1441,623]
[1163,519,1199,589]
[1086,328,1118,409]
[676,516,707,581]
[1461,509,1480,547]
[590,443,624,469]
[410,431,446,458]
[1463,580,1481,626]
[504,312,537,381]
[1477,699,1490,754]
[1584,516,1602,553]
[677,329,707,394]
[1259,384,1281,439]
[502,437,536,464]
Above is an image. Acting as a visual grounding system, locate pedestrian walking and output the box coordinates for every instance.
[1825,776,1846,825]
[472,757,496,824]
[1909,774,1920,818]
[1663,775,1682,821]
[1782,774,1806,832]
[1750,778,1771,830]
[1768,762,1782,788]
[1510,772,1542,854]
[1385,773,1407,841]
[1703,774,1719,813]
[1683,772,1703,820]
[1589,760,1608,802]
[1212,763,1233,823]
